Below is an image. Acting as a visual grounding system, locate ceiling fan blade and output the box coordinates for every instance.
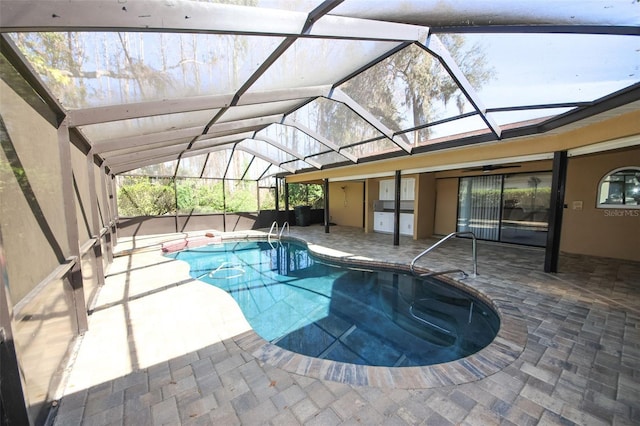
[463,164,522,172]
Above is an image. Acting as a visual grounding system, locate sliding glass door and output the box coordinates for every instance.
[457,172,552,247]
[500,173,552,246]
[457,175,502,240]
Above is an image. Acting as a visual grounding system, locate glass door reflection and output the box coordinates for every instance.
[500,173,552,246]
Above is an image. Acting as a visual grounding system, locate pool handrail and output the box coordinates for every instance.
[410,231,478,278]
[209,261,245,279]
[267,221,278,244]
[408,301,454,335]
[279,221,289,238]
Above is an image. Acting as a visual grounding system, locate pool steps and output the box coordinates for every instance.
[410,231,478,278]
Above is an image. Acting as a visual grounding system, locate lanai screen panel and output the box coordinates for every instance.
[224,149,259,180]
[283,160,314,174]
[201,149,234,179]
[288,98,384,150]
[240,156,273,181]
[306,151,352,167]
[237,139,300,168]
[102,137,192,159]
[339,43,471,135]
[409,115,490,147]
[455,33,640,112]
[262,165,291,180]
[215,100,300,123]
[341,138,402,159]
[191,133,252,152]
[10,31,285,108]
[258,124,332,159]
[79,109,218,142]
[125,160,179,177]
[175,155,209,178]
[488,108,574,127]
[4,1,638,185]
[248,37,403,92]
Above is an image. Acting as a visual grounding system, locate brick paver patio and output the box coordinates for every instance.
[53,225,639,425]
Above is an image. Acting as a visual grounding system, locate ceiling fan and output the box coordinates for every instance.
[463,164,522,173]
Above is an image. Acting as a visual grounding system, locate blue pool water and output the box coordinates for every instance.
[167,240,500,367]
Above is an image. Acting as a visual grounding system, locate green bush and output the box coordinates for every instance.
[288,183,324,208]
[117,177,326,216]
[117,177,175,216]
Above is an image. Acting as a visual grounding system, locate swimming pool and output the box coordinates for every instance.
[167,239,500,367]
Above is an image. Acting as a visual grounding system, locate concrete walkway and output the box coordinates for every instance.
[53,225,640,425]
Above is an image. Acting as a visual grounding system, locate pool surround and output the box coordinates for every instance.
[202,234,528,389]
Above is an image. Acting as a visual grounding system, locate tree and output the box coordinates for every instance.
[195,181,225,213]
[12,30,253,107]
[117,176,175,216]
[339,35,494,146]
[14,32,89,107]
[288,183,323,208]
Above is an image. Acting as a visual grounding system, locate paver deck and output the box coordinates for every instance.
[53,225,640,425]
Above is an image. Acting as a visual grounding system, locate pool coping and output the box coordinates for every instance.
[226,235,528,389]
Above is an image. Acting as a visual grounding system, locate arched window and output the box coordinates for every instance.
[597,167,640,208]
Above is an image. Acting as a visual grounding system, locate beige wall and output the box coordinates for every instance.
[434,178,459,235]
[348,174,430,238]
[415,173,435,239]
[430,151,640,261]
[364,178,378,233]
[308,144,640,262]
[328,181,364,228]
[433,160,553,180]
[562,147,640,261]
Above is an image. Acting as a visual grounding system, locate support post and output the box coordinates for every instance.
[394,170,401,246]
[222,179,227,232]
[324,179,330,233]
[57,120,88,332]
[86,151,105,287]
[109,175,118,245]
[256,181,261,214]
[545,151,568,273]
[284,182,290,223]
[100,166,114,262]
[173,177,179,233]
[274,178,279,212]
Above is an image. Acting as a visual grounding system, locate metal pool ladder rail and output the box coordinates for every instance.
[279,221,289,238]
[268,221,289,244]
[410,231,478,278]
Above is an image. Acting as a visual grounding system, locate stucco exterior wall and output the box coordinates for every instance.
[562,147,640,262]
[415,173,435,239]
[328,181,364,228]
[434,177,459,236]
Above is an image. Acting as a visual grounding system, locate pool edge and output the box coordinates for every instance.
[230,235,528,389]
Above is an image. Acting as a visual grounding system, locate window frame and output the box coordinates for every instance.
[596,166,640,209]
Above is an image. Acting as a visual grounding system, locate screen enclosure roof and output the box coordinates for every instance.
[1,0,639,180]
